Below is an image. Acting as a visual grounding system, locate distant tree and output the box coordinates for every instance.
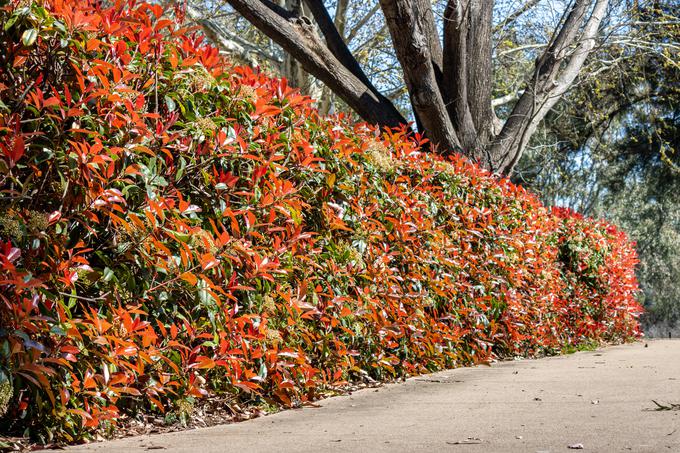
[514,0,679,331]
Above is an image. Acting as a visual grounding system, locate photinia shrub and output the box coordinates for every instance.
[0,0,641,444]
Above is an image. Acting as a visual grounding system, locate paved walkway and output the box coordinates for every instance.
[66,340,680,453]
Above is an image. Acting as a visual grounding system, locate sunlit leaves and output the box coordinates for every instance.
[20,28,37,46]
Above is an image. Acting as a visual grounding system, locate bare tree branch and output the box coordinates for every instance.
[303,0,378,91]
[494,0,541,33]
[226,0,407,127]
[492,0,610,174]
[496,42,547,58]
[346,3,381,43]
[492,90,524,107]
[185,2,280,66]
[334,0,350,38]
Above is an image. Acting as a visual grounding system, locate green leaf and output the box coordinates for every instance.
[50,325,67,336]
[53,20,66,33]
[33,5,48,21]
[164,95,176,112]
[21,28,38,46]
[3,13,19,31]
[102,267,114,282]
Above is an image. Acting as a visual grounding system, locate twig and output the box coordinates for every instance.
[58,291,110,303]
[651,400,680,411]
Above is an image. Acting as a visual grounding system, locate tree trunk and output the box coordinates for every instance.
[442,1,480,157]
[380,0,461,153]
[280,0,310,90]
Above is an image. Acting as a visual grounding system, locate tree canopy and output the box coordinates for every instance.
[515,1,679,333]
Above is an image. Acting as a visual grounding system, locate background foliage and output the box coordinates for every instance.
[1,0,640,444]
[515,1,679,335]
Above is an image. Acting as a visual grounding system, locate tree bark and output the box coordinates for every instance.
[303,0,377,93]
[442,1,479,157]
[466,1,494,144]
[380,0,461,152]
[281,0,310,90]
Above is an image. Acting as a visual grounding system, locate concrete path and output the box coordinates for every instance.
[66,340,680,453]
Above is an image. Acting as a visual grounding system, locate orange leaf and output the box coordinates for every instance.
[200,253,220,271]
[180,272,198,285]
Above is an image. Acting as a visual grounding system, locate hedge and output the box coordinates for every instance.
[0,0,641,444]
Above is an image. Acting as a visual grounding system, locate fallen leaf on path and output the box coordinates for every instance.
[447,437,483,445]
[302,401,322,408]
[651,400,680,411]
